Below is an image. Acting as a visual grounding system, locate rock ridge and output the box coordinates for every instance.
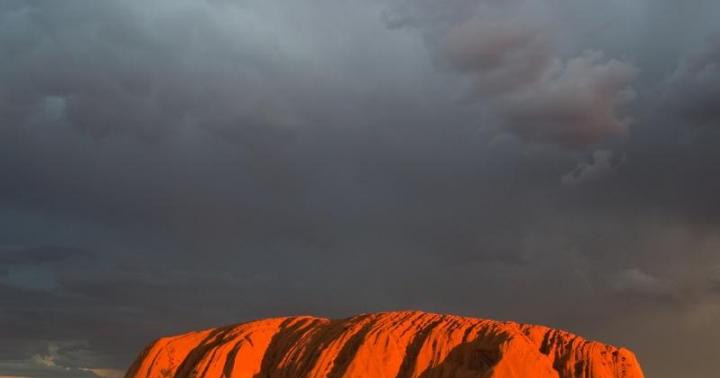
[125,311,644,378]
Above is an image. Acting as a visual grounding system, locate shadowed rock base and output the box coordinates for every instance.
[125,311,644,378]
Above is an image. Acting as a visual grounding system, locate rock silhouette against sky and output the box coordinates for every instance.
[126,311,644,378]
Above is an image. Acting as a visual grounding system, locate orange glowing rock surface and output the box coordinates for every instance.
[125,311,643,378]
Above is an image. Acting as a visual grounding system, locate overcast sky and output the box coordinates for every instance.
[1,1,720,377]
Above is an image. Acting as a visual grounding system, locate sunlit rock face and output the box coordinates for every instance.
[125,311,643,378]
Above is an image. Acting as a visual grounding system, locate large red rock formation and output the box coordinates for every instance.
[125,311,643,378]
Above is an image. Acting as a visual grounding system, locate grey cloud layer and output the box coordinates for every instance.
[387,0,637,147]
[1,1,720,378]
[663,38,720,128]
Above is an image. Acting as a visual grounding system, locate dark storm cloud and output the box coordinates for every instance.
[385,0,637,147]
[0,0,311,139]
[663,37,720,128]
[2,1,720,378]
[497,52,636,147]
[441,19,552,96]
[0,246,89,265]
[561,149,623,185]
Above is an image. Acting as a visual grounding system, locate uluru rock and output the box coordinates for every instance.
[125,311,643,378]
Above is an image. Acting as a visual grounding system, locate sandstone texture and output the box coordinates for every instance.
[125,311,643,378]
